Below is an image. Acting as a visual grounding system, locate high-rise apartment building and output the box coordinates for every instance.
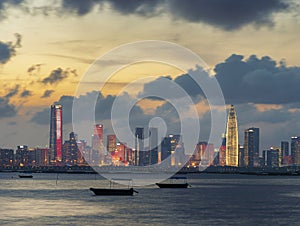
[291,136,300,164]
[244,127,259,167]
[281,141,290,165]
[63,132,79,166]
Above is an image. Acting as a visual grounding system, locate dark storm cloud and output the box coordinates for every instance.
[60,0,291,30]
[20,90,32,98]
[41,68,77,85]
[41,90,54,98]
[61,0,102,15]
[166,0,290,30]
[138,67,207,103]
[214,54,300,105]
[61,0,161,16]
[0,33,22,64]
[0,1,293,30]
[143,54,300,105]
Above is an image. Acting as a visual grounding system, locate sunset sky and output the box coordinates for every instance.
[1,0,300,151]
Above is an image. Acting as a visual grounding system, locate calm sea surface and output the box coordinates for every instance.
[0,173,299,226]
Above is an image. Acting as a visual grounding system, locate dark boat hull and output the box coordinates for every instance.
[155,183,189,188]
[90,188,137,196]
[19,175,33,178]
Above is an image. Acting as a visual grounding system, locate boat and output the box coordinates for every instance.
[90,187,138,196]
[90,178,138,196]
[156,176,190,188]
[18,174,33,178]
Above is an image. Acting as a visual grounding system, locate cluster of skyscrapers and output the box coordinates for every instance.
[0,104,300,169]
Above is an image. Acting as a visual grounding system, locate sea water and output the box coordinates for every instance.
[0,173,299,225]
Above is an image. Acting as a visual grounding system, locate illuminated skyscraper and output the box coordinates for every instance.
[244,127,259,167]
[107,134,117,153]
[49,104,63,164]
[63,132,78,166]
[92,124,104,166]
[225,105,239,166]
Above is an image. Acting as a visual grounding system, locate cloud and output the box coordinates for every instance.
[166,0,290,30]
[30,108,50,125]
[41,90,54,98]
[0,0,26,20]
[214,54,300,105]
[60,0,291,30]
[5,85,20,99]
[61,0,102,15]
[142,54,300,106]
[32,92,121,125]
[27,64,43,75]
[61,0,162,16]
[0,1,293,30]
[20,90,32,98]
[138,67,208,102]
[0,33,22,64]
[41,67,78,85]
[0,97,17,119]
[0,86,19,119]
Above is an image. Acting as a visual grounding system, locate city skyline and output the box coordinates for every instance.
[1,103,300,169]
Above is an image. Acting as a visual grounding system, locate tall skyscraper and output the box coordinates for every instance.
[244,127,260,167]
[149,127,158,165]
[15,145,29,167]
[135,127,144,166]
[291,136,300,164]
[281,141,289,156]
[161,136,172,164]
[225,105,239,166]
[92,124,104,166]
[0,148,14,167]
[49,104,63,164]
[238,145,244,167]
[63,132,79,166]
[169,134,181,166]
[281,141,289,165]
[35,148,49,167]
[265,148,280,168]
